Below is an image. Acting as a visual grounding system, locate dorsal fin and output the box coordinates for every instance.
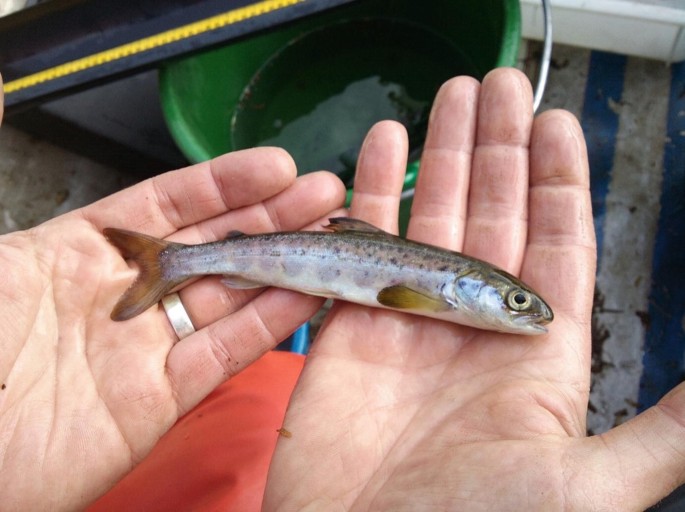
[225,230,245,239]
[324,217,391,235]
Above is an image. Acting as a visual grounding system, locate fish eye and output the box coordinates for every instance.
[507,290,531,311]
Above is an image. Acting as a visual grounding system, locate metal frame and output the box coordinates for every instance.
[1,0,360,113]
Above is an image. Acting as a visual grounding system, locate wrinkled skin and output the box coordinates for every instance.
[1,69,685,512]
[0,74,345,510]
[263,70,685,511]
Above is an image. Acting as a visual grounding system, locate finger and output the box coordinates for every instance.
[167,286,320,415]
[164,172,345,411]
[169,170,346,244]
[175,171,345,326]
[515,109,595,423]
[406,76,480,249]
[349,121,408,233]
[571,383,685,511]
[462,68,534,273]
[83,147,298,236]
[524,109,595,325]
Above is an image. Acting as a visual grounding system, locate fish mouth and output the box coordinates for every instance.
[513,313,552,334]
[524,322,549,334]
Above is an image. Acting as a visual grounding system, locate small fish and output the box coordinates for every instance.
[104,218,553,334]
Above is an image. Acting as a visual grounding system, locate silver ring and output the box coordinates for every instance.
[162,292,195,340]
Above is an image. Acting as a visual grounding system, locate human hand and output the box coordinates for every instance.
[0,78,345,510]
[264,68,685,511]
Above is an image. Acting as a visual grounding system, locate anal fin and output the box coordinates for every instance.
[222,274,265,290]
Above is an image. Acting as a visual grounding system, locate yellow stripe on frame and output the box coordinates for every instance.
[4,0,306,94]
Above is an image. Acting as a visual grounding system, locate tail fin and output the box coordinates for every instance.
[104,228,187,321]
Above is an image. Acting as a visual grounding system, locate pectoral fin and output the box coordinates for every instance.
[377,285,450,312]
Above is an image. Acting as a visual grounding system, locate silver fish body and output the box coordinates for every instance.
[104,218,553,334]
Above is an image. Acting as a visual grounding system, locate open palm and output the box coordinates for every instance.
[0,145,344,510]
[265,69,685,511]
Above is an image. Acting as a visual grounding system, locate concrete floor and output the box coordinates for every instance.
[1,40,684,508]
[0,126,134,234]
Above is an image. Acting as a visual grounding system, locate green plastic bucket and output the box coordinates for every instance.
[160,0,521,232]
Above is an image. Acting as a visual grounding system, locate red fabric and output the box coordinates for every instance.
[88,351,304,512]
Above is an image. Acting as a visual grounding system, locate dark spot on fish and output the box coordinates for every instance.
[628,206,637,214]
[1,383,5,390]
[437,265,449,272]
[389,257,398,266]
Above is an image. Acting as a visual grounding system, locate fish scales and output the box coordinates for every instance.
[104,217,553,334]
[163,230,458,306]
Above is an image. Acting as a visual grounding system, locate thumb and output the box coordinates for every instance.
[571,383,685,510]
